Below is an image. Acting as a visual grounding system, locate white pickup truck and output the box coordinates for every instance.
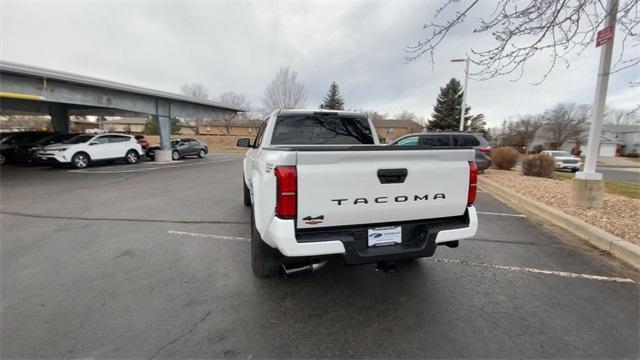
[237,110,478,278]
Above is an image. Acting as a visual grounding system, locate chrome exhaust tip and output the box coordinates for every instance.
[282,260,328,276]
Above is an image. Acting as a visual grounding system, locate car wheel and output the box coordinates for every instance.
[172,150,180,161]
[125,150,139,164]
[72,152,90,169]
[251,210,281,278]
[198,149,206,158]
[243,178,252,207]
[571,168,578,173]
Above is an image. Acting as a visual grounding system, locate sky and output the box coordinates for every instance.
[1,0,638,127]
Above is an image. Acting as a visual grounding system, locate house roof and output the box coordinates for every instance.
[602,124,640,133]
[372,119,422,128]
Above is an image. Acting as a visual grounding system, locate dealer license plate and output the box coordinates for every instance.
[367,226,402,247]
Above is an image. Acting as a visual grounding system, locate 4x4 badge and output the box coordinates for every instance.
[303,215,324,225]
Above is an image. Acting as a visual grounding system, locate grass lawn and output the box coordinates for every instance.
[553,171,640,199]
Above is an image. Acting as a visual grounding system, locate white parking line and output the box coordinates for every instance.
[168,231,635,284]
[168,230,249,242]
[424,257,635,284]
[476,211,527,218]
[69,159,233,173]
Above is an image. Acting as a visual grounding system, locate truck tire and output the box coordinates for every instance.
[243,178,252,207]
[251,210,281,278]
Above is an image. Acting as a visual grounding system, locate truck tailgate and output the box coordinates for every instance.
[296,149,474,229]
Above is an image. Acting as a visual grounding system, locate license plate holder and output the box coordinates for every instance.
[368,226,402,247]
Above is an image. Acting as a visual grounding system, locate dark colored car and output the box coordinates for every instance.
[146,138,208,161]
[0,131,53,165]
[390,132,492,171]
[26,133,78,165]
[135,135,150,150]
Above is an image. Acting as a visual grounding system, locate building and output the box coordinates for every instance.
[102,117,148,134]
[602,124,640,156]
[372,119,424,143]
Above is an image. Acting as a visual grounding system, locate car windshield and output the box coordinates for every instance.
[550,151,572,157]
[271,115,374,145]
[62,134,95,144]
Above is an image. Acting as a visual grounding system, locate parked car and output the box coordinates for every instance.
[38,133,144,169]
[390,132,492,171]
[541,150,582,172]
[0,131,52,165]
[237,110,478,278]
[26,133,78,165]
[135,135,150,150]
[146,138,208,161]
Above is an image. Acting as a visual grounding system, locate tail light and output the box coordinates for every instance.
[479,146,491,153]
[467,161,478,206]
[274,166,297,218]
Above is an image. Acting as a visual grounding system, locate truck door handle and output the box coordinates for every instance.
[377,168,408,184]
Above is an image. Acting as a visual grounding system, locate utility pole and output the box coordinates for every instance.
[571,0,618,209]
[451,57,470,131]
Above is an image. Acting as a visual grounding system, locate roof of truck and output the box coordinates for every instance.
[277,109,367,117]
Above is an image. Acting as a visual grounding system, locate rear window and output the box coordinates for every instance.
[270,116,374,145]
[452,134,481,147]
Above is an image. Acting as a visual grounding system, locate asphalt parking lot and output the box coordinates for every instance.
[1,154,638,359]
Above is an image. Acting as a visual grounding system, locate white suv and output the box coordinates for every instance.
[38,133,144,169]
[541,150,582,172]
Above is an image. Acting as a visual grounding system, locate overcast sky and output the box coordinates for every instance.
[1,0,638,126]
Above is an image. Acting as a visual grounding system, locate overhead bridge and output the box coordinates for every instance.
[0,61,246,161]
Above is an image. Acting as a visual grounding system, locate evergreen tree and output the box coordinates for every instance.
[145,117,182,135]
[320,82,345,110]
[428,78,471,131]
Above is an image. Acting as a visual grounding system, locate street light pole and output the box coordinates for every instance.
[571,0,618,209]
[452,57,470,131]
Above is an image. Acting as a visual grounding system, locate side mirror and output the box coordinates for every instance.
[236,138,252,148]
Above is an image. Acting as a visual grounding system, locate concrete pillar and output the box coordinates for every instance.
[154,99,173,162]
[154,115,172,162]
[49,103,70,133]
[570,177,604,209]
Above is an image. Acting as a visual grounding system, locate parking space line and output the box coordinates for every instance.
[476,211,527,218]
[68,159,233,173]
[424,257,636,284]
[168,230,249,242]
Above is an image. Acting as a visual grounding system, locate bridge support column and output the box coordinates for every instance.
[50,103,70,133]
[154,100,173,162]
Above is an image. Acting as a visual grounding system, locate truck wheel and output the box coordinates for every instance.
[243,178,252,207]
[251,210,281,278]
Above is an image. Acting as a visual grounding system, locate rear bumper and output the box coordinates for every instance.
[262,207,477,263]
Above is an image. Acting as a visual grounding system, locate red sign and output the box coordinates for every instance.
[596,25,614,47]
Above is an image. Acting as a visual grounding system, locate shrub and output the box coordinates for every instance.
[491,147,520,170]
[522,154,556,178]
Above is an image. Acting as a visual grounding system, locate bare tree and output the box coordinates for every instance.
[542,103,589,147]
[395,110,417,121]
[218,92,249,108]
[179,83,210,134]
[604,107,640,124]
[262,66,306,111]
[180,83,210,100]
[406,0,640,83]
[502,114,544,152]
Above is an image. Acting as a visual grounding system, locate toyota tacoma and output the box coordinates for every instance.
[237,110,478,278]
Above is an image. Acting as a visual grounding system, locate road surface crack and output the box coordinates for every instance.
[148,310,213,359]
[0,210,249,225]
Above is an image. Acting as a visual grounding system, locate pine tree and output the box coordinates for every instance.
[320,82,345,110]
[428,78,471,131]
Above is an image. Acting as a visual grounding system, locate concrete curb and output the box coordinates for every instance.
[478,177,640,270]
